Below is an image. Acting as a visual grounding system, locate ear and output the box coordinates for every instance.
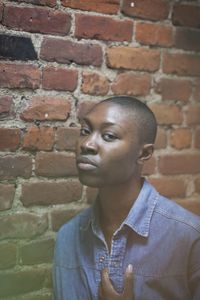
[137,144,154,164]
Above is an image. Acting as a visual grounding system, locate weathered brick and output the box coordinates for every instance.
[14,0,56,7]
[0,63,40,89]
[86,186,98,204]
[195,129,200,148]
[170,128,192,150]
[172,4,200,29]
[136,22,173,47]
[42,66,78,91]
[0,268,46,297]
[175,199,200,216]
[174,28,200,52]
[142,156,156,176]
[154,128,167,149]
[0,155,32,180]
[186,105,200,125]
[81,71,109,96]
[20,96,71,122]
[77,101,98,119]
[0,213,48,239]
[0,128,20,151]
[21,181,82,206]
[0,34,37,60]
[35,153,77,177]
[0,242,17,269]
[56,127,79,151]
[163,53,200,77]
[0,2,3,21]
[193,79,200,102]
[149,104,183,125]
[3,5,71,35]
[106,47,160,72]
[75,14,133,42]
[111,73,151,96]
[155,78,192,102]
[122,0,169,21]
[195,178,200,193]
[40,38,102,67]
[158,154,200,175]
[0,184,15,211]
[19,238,54,265]
[149,178,186,198]
[23,127,55,151]
[51,207,83,231]
[0,96,13,117]
[61,0,120,14]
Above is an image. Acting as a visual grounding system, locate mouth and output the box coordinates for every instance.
[76,156,98,171]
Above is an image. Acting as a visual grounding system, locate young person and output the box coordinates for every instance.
[53,96,200,300]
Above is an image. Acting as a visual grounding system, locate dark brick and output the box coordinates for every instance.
[40,38,102,67]
[0,155,32,180]
[51,208,83,231]
[56,127,79,151]
[11,0,56,7]
[172,4,200,29]
[0,242,17,269]
[174,28,200,51]
[61,0,119,14]
[19,238,54,265]
[0,128,21,151]
[0,2,3,21]
[21,181,82,206]
[0,184,15,211]
[0,96,13,118]
[0,213,48,239]
[0,34,37,61]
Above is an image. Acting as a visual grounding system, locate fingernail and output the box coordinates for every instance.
[127,264,133,273]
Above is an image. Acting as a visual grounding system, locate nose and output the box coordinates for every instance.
[80,134,98,155]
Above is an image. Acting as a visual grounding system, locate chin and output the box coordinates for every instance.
[78,174,102,188]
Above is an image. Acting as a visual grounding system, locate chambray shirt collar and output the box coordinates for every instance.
[84,180,159,238]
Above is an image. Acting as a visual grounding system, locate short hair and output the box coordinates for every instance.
[96,96,157,144]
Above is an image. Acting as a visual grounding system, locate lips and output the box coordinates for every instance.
[76,156,98,171]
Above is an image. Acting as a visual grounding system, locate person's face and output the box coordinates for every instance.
[76,102,145,187]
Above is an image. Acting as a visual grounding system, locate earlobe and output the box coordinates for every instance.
[137,144,154,164]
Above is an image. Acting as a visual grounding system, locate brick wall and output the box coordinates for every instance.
[0,0,200,298]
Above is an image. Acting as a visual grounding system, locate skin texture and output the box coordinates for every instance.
[76,101,154,299]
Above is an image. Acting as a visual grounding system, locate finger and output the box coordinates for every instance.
[124,264,134,296]
[101,268,119,296]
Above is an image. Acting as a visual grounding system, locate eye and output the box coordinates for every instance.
[102,132,118,142]
[80,127,90,136]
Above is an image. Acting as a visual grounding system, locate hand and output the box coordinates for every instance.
[99,264,134,300]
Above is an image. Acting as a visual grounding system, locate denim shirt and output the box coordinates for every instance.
[53,180,200,300]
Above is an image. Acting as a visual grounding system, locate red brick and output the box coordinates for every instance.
[163,53,200,77]
[51,207,83,231]
[0,213,48,239]
[149,177,186,198]
[195,178,200,193]
[155,78,192,102]
[40,38,102,66]
[122,0,169,21]
[3,5,71,35]
[0,242,17,269]
[18,0,56,7]
[172,4,200,29]
[193,79,200,102]
[19,239,54,265]
[0,63,40,89]
[75,14,133,42]
[186,105,200,125]
[174,28,200,52]
[175,199,200,216]
[42,67,78,91]
[195,129,200,149]
[142,156,156,176]
[154,128,167,149]
[81,71,109,96]
[106,47,160,72]
[0,96,13,117]
[149,104,183,125]
[35,153,77,177]
[21,181,82,206]
[0,155,32,180]
[136,22,173,47]
[0,268,47,298]
[111,73,151,96]
[20,96,71,122]
[77,101,98,119]
[170,128,192,150]
[56,127,80,151]
[0,128,21,151]
[61,0,119,14]
[86,186,98,204]
[158,154,200,175]
[0,184,15,211]
[23,127,55,151]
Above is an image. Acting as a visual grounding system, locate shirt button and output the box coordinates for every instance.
[99,256,105,263]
